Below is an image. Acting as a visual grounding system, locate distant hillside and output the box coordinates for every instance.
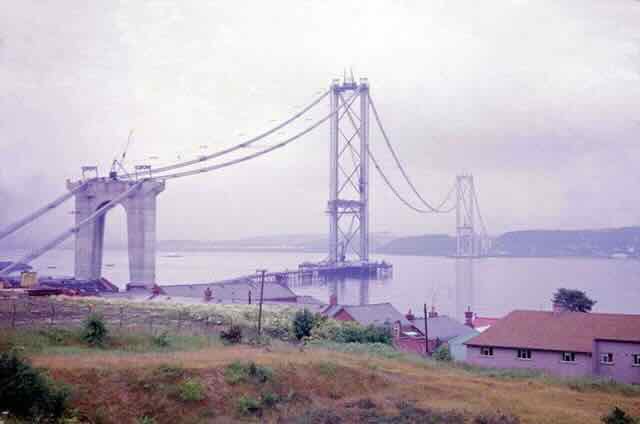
[379,227,640,258]
[492,227,640,257]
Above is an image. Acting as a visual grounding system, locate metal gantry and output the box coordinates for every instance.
[328,77,370,264]
[455,174,489,257]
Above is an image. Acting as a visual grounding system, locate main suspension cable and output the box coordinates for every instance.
[370,94,454,213]
[121,89,330,177]
[155,91,359,180]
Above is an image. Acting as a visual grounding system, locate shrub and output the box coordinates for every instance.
[237,395,262,416]
[293,309,322,340]
[260,391,280,408]
[136,416,157,424]
[474,412,521,424]
[310,319,392,344]
[178,378,206,401]
[224,361,272,385]
[152,331,171,348]
[82,313,108,347]
[0,350,69,420]
[601,407,639,424]
[433,344,452,361]
[220,324,242,344]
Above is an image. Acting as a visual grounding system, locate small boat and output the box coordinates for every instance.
[163,252,184,258]
[47,265,57,269]
[105,263,116,268]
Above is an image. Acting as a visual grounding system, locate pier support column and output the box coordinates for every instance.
[69,178,165,286]
[124,181,164,288]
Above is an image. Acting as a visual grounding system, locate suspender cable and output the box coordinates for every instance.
[126,89,330,177]
[0,181,143,276]
[0,182,88,242]
[154,91,359,181]
[370,95,454,213]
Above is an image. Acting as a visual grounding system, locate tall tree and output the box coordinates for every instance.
[552,288,596,312]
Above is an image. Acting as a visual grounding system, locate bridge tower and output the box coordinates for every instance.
[328,77,370,263]
[456,174,477,257]
[67,177,165,287]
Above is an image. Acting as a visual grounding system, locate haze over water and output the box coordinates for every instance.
[4,248,639,320]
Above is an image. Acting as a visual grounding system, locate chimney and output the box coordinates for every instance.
[428,306,438,318]
[464,306,474,328]
[329,294,338,306]
[405,309,415,322]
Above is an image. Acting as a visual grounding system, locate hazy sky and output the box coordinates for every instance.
[1,0,640,244]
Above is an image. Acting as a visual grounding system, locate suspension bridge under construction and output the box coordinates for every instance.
[0,76,489,293]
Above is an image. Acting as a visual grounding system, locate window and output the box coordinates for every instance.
[517,349,532,360]
[600,352,614,364]
[480,347,494,356]
[633,354,640,367]
[562,352,576,363]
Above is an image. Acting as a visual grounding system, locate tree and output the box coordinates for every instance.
[292,309,321,340]
[552,288,596,312]
[601,407,638,424]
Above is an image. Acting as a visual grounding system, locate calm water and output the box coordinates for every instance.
[3,248,640,320]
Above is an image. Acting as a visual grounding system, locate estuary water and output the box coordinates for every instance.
[2,248,639,320]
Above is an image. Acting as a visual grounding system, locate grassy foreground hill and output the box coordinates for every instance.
[3,329,639,423]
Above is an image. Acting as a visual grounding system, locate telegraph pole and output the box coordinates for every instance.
[423,303,429,355]
[256,269,267,336]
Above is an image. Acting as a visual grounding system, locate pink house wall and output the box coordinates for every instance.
[467,346,593,379]
[593,340,640,385]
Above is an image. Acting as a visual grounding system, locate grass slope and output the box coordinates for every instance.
[18,341,638,423]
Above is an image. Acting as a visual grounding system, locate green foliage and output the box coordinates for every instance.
[136,416,157,424]
[308,340,403,359]
[152,331,171,348]
[82,313,108,346]
[0,350,69,420]
[433,344,453,361]
[178,378,206,402]
[310,319,392,344]
[260,391,280,408]
[601,407,639,424]
[292,309,323,340]
[552,288,596,312]
[154,364,185,380]
[237,395,262,416]
[224,361,272,385]
[220,324,242,344]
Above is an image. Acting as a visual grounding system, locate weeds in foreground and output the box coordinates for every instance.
[178,378,206,402]
[224,361,273,385]
[82,313,108,347]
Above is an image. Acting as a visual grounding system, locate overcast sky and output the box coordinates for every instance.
[1,0,640,244]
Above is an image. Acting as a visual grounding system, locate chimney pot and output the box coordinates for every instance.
[464,306,474,328]
[406,309,415,322]
[428,306,438,318]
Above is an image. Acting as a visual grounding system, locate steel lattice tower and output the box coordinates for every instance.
[328,77,370,263]
[456,174,478,257]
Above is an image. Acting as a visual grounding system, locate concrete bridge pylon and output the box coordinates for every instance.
[66,178,165,287]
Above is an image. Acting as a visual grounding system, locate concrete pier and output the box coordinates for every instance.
[67,178,165,287]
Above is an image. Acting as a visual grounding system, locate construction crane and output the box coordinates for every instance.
[109,129,135,179]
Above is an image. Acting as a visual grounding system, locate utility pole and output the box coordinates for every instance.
[256,269,267,337]
[423,303,429,356]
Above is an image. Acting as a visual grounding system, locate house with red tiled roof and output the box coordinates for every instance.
[465,308,640,384]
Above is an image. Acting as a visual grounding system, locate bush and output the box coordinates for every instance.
[237,395,262,416]
[220,324,242,344]
[0,350,69,420]
[136,417,157,424]
[224,361,272,385]
[601,407,638,424]
[82,313,108,347]
[293,309,322,340]
[433,344,452,361]
[152,331,171,348]
[178,378,205,401]
[311,319,392,344]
